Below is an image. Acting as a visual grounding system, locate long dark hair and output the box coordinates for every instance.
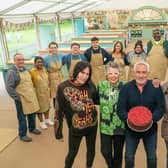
[72,61,92,84]
[134,40,145,53]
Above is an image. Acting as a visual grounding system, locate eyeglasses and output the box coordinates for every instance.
[107,72,120,76]
[15,59,24,61]
[49,47,57,49]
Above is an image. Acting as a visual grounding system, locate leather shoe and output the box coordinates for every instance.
[30,129,41,135]
[20,136,32,142]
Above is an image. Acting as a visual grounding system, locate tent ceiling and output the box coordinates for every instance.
[90,0,168,11]
[0,0,168,21]
[0,0,105,17]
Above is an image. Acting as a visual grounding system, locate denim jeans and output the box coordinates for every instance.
[125,129,157,168]
[165,140,168,168]
[15,100,36,138]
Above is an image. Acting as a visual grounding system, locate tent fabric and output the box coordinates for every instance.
[0,0,168,23]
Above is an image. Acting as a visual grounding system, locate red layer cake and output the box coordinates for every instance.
[127,106,153,132]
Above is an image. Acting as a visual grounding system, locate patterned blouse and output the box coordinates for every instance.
[98,80,125,136]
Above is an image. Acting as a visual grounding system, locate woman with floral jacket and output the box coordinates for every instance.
[97,62,125,168]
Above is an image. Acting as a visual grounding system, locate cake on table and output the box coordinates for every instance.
[127,106,153,132]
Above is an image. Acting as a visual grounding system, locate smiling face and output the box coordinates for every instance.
[49,44,58,56]
[14,54,24,68]
[92,40,99,50]
[135,44,143,54]
[134,64,149,86]
[114,42,122,53]
[71,44,80,55]
[74,67,90,85]
[153,30,161,41]
[107,67,120,85]
[35,58,44,70]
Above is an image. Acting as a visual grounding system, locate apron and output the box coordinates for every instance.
[35,70,50,113]
[48,59,64,98]
[128,55,143,81]
[16,71,39,115]
[69,55,81,79]
[113,57,127,81]
[147,45,168,80]
[90,51,106,86]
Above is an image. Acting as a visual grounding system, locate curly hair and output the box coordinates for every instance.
[48,41,58,48]
[34,56,44,64]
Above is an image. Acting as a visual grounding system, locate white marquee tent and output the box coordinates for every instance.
[0,0,168,67]
[0,0,168,19]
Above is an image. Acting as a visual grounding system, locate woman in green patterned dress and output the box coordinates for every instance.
[97,62,125,168]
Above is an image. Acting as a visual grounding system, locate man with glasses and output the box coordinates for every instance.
[43,42,64,108]
[62,42,87,79]
[6,53,41,142]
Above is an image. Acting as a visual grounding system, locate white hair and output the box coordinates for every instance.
[105,61,120,73]
[133,61,150,73]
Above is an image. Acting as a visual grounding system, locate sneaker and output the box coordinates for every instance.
[45,119,54,126]
[20,136,32,142]
[40,122,47,129]
[30,129,41,135]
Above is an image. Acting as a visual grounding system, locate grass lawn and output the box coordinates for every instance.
[5,19,73,50]
[1,19,73,62]
[0,19,75,66]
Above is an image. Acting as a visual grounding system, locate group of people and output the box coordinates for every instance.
[5,53,55,142]
[5,28,168,168]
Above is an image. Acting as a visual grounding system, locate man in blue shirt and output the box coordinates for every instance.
[43,42,64,107]
[117,61,165,168]
[62,42,87,79]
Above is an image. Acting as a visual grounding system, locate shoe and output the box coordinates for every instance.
[40,122,47,129]
[45,119,54,126]
[20,136,32,142]
[30,129,41,135]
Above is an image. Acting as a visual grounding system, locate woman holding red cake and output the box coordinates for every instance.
[117,61,165,168]
[97,61,125,168]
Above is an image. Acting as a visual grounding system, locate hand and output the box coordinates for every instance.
[160,81,167,86]
[152,78,160,88]
[58,138,64,142]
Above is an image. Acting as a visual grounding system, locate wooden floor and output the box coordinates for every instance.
[0,70,166,168]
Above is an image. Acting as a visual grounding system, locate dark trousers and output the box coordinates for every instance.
[53,98,56,108]
[65,127,97,168]
[100,133,125,168]
[15,100,36,138]
[125,129,157,168]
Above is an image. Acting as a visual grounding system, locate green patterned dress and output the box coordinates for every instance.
[98,80,125,136]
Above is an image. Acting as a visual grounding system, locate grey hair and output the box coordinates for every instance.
[133,61,150,73]
[13,53,23,60]
[105,61,120,75]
